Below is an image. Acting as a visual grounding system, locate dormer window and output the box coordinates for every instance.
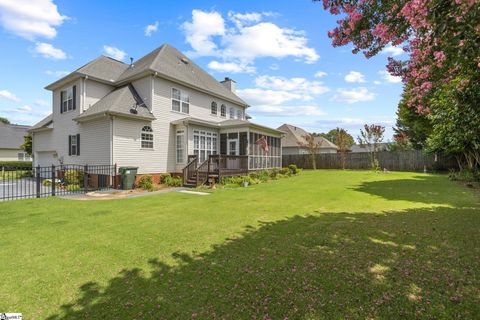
[60,86,76,113]
[211,102,217,115]
[220,104,226,117]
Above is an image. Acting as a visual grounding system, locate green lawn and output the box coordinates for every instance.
[1,170,479,319]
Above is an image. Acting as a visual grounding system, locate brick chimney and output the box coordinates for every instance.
[220,77,236,93]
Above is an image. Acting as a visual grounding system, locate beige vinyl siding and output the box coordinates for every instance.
[0,149,24,161]
[132,76,152,109]
[112,117,158,174]
[83,80,114,112]
[32,130,54,152]
[79,117,111,165]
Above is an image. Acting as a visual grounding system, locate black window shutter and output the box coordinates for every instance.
[60,91,64,114]
[220,134,227,155]
[76,134,80,155]
[72,85,77,110]
[68,135,72,156]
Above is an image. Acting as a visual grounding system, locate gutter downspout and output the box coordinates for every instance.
[110,115,114,167]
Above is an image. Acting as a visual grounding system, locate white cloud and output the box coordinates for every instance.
[314,71,327,78]
[208,61,255,74]
[373,80,381,85]
[251,105,326,117]
[332,87,375,104]
[182,9,319,73]
[382,44,404,56]
[0,0,67,40]
[0,89,20,102]
[102,45,127,61]
[45,70,69,77]
[237,88,304,106]
[379,70,402,84]
[34,99,49,107]
[269,63,279,70]
[144,21,159,37]
[34,42,66,59]
[10,105,32,113]
[254,75,329,96]
[181,10,225,56]
[344,71,366,83]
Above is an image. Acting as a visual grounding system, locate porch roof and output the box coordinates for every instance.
[171,117,284,136]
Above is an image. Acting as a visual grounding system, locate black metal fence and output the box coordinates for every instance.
[0,164,117,201]
[283,150,458,172]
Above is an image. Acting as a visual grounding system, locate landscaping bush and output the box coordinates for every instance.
[449,169,479,182]
[280,167,292,176]
[138,175,154,191]
[288,164,300,175]
[0,161,32,171]
[159,173,171,184]
[64,169,84,186]
[66,184,81,191]
[164,176,182,187]
[269,168,280,179]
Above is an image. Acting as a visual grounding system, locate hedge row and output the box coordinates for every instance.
[0,161,33,170]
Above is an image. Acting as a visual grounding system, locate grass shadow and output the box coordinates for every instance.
[352,174,471,206]
[47,206,480,319]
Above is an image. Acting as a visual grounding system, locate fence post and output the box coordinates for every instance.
[84,165,88,192]
[36,165,41,198]
[51,165,56,196]
[114,163,117,189]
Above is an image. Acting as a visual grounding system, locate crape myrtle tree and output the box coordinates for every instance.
[358,124,385,170]
[298,134,321,170]
[334,128,354,169]
[316,0,480,169]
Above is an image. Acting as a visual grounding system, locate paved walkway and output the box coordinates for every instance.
[60,187,186,200]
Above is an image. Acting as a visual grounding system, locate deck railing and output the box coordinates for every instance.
[182,156,198,186]
[209,155,249,180]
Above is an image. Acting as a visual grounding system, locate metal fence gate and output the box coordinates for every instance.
[1,164,118,201]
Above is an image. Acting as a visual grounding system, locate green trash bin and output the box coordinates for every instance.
[119,167,138,190]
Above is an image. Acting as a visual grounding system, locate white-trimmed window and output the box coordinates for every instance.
[211,102,217,115]
[17,152,30,161]
[220,104,226,117]
[61,87,74,113]
[141,126,153,148]
[237,109,243,120]
[69,134,80,156]
[176,130,185,163]
[193,130,217,162]
[229,107,235,119]
[172,88,189,113]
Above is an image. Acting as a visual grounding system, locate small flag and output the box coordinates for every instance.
[256,136,269,153]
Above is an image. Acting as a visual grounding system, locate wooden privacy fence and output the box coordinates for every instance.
[282,150,458,172]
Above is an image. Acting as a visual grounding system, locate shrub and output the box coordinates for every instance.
[159,173,171,184]
[64,169,84,186]
[66,184,81,191]
[138,175,154,191]
[165,176,182,187]
[42,179,52,187]
[280,167,292,176]
[248,172,260,180]
[0,161,32,171]
[258,170,270,182]
[288,164,300,175]
[269,168,280,179]
[449,169,479,182]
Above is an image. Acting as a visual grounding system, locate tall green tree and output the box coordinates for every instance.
[320,129,354,148]
[0,117,10,124]
[358,124,385,170]
[21,135,33,155]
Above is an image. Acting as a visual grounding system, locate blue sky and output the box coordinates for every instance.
[0,0,404,139]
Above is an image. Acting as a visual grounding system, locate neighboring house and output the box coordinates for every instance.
[0,123,31,161]
[350,143,390,153]
[277,124,338,155]
[30,44,282,180]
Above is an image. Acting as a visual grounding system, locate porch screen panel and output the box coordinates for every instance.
[220,134,227,155]
[239,132,248,156]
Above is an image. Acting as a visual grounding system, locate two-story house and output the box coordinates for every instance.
[30,44,282,183]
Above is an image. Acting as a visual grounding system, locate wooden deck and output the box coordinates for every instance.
[182,155,249,187]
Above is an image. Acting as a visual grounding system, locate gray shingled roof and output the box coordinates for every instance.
[0,123,31,149]
[29,114,53,131]
[116,44,248,106]
[75,84,155,121]
[277,124,338,149]
[76,56,130,82]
